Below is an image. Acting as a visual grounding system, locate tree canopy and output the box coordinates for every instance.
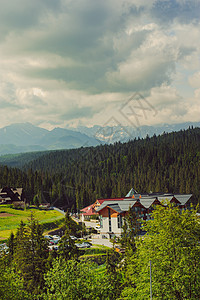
[122,204,200,299]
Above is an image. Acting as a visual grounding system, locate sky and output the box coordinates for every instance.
[0,0,200,130]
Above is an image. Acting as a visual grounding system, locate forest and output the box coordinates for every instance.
[0,127,199,210]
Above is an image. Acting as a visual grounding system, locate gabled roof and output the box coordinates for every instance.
[80,204,97,216]
[97,200,105,205]
[96,200,136,213]
[157,194,192,206]
[96,201,117,212]
[157,195,174,205]
[107,204,123,214]
[174,194,192,205]
[125,188,139,198]
[139,197,160,209]
[96,192,192,214]
[118,200,137,211]
[80,204,94,212]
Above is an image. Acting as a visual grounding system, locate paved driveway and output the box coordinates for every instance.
[72,217,113,248]
[72,217,99,228]
[90,234,113,248]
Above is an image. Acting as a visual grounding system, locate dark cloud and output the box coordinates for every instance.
[0,0,61,29]
[0,0,62,42]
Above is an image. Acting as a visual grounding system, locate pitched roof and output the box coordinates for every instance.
[80,204,97,216]
[174,194,192,205]
[107,204,123,213]
[157,195,174,204]
[80,204,94,212]
[96,193,192,213]
[139,197,160,209]
[96,199,136,213]
[118,200,137,211]
[125,188,139,197]
[96,198,124,204]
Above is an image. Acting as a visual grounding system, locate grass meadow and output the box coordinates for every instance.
[0,205,65,240]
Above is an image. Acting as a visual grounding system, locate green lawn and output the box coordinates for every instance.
[0,205,64,240]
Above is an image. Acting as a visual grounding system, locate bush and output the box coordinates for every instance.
[79,254,107,265]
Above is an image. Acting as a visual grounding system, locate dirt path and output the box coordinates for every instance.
[0,213,14,217]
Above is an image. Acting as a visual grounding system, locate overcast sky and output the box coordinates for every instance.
[0,0,200,130]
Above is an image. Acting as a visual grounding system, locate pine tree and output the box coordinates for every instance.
[13,214,49,295]
[58,210,79,260]
[6,231,15,264]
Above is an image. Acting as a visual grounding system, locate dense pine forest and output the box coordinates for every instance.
[0,127,200,210]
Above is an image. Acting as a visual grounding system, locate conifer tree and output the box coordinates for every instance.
[58,210,79,260]
[13,214,49,295]
[6,231,15,264]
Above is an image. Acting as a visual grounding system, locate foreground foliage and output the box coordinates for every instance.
[0,205,199,299]
[122,205,200,299]
[44,259,114,300]
[0,260,31,300]
[8,215,49,295]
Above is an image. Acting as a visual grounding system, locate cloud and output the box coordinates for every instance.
[106,26,178,92]
[189,72,200,88]
[0,0,199,129]
[151,0,200,25]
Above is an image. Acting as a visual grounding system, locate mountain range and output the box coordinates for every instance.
[0,123,99,155]
[0,121,199,155]
[71,121,200,144]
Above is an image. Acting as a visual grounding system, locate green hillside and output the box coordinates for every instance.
[0,205,64,240]
[0,151,49,168]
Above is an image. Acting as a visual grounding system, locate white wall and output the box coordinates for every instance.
[100,216,123,237]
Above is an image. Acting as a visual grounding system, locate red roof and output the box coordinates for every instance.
[96,198,124,204]
[81,197,126,215]
[80,204,97,216]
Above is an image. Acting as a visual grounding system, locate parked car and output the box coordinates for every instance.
[52,235,61,240]
[75,243,85,248]
[82,242,92,248]
[95,224,101,230]
[0,243,9,255]
[44,235,59,245]
[75,242,91,248]
[70,235,77,240]
[44,235,54,240]
[115,245,125,253]
[48,245,59,251]
[48,245,54,251]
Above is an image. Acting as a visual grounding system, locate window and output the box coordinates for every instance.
[100,215,103,228]
[108,208,112,232]
[117,214,123,228]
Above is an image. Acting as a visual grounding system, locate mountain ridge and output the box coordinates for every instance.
[70,121,200,143]
[0,123,99,155]
[0,121,199,155]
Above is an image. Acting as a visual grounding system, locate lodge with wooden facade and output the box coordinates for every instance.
[96,188,193,238]
[0,187,24,205]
